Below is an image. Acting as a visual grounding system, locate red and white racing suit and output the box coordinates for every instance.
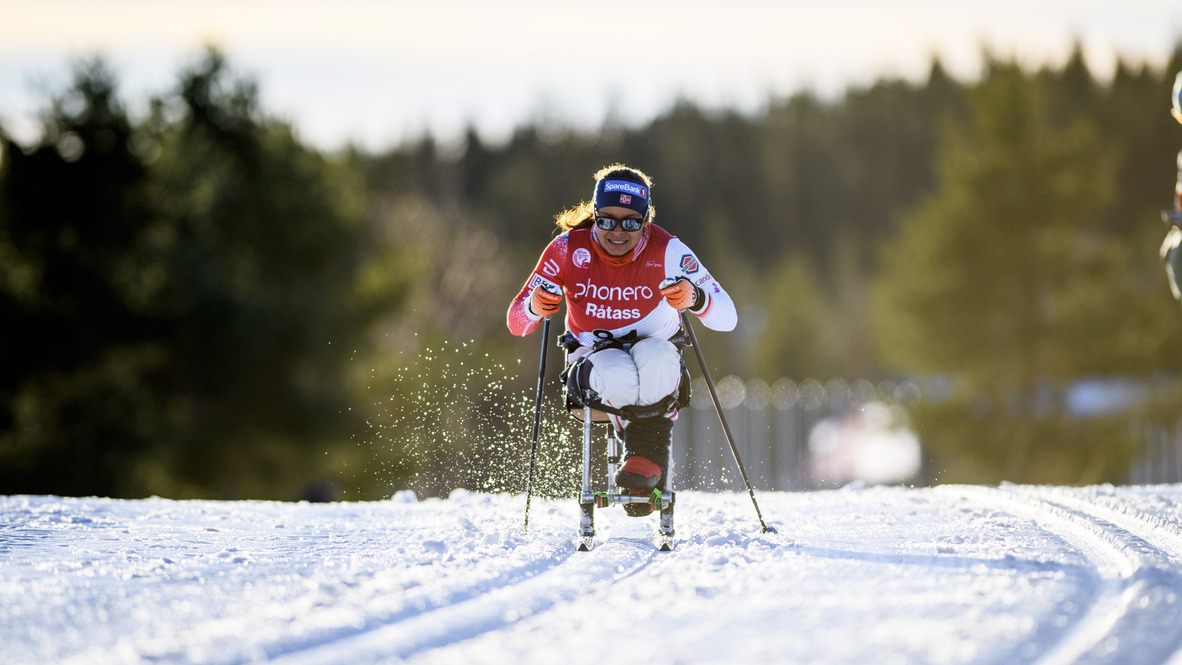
[507,223,736,428]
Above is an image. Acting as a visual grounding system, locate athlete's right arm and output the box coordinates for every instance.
[506,234,569,336]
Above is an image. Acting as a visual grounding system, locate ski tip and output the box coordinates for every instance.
[577,540,593,552]
[658,542,673,552]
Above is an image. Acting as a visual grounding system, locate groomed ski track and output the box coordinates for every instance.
[7,485,1182,664]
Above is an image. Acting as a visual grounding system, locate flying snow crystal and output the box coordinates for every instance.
[363,339,580,499]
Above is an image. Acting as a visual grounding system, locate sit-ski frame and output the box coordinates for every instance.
[576,403,675,551]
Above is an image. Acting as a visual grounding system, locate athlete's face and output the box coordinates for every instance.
[594,206,645,257]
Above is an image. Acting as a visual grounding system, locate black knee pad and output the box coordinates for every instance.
[564,357,598,409]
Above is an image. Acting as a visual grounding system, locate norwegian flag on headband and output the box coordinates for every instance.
[619,194,632,205]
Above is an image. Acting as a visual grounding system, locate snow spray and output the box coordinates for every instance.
[358,338,581,500]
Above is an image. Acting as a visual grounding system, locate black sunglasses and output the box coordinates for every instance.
[594,216,643,232]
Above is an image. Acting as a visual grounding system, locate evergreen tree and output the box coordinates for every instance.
[0,51,373,498]
[0,59,161,496]
[871,62,1163,483]
[142,49,368,498]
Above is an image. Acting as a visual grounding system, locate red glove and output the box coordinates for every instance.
[660,278,699,311]
[529,285,563,318]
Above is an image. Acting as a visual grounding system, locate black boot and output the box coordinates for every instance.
[615,417,673,516]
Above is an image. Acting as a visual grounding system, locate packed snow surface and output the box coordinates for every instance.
[6,484,1182,664]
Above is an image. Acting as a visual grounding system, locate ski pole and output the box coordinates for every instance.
[681,312,777,534]
[523,315,552,535]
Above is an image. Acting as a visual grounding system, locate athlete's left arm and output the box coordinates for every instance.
[664,239,737,331]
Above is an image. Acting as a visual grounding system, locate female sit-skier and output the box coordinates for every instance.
[506,164,736,515]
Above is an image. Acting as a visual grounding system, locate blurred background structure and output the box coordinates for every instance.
[2,2,1182,500]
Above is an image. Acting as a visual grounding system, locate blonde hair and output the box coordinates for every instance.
[554,163,656,232]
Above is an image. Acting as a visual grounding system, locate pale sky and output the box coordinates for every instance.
[1,0,1180,152]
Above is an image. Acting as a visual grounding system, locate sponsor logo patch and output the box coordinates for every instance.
[586,303,641,320]
[573,247,591,268]
[542,259,560,277]
[679,254,699,275]
[603,181,648,199]
[573,280,654,301]
[528,274,559,293]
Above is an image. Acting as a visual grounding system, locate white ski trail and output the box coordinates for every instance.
[944,485,1182,665]
[268,538,656,665]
